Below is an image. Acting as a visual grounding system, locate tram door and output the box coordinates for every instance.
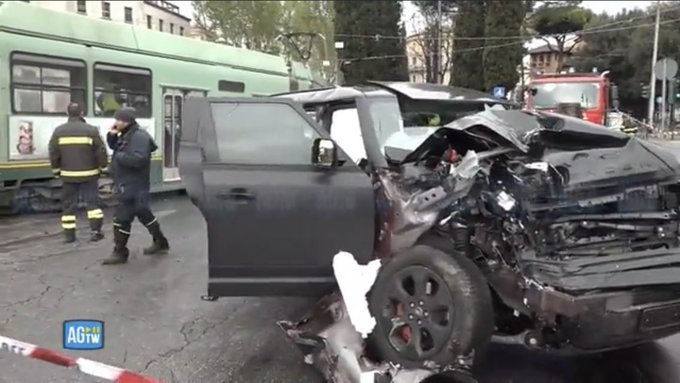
[162,89,205,181]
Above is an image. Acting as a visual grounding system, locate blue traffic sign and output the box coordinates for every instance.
[492,86,506,99]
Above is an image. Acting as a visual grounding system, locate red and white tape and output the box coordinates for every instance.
[0,334,162,383]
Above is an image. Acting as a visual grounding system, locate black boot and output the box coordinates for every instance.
[89,218,104,242]
[102,227,130,265]
[63,229,76,244]
[143,221,169,255]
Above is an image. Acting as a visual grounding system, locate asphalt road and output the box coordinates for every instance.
[2,195,680,383]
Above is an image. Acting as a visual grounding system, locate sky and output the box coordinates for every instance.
[169,0,656,32]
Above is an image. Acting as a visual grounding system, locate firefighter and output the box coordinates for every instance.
[101,107,170,265]
[48,103,108,243]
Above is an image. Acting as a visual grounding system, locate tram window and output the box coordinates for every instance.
[218,80,245,93]
[10,53,87,114]
[93,63,152,118]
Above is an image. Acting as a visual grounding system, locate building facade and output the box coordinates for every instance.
[25,0,190,36]
[528,37,585,75]
[405,32,453,84]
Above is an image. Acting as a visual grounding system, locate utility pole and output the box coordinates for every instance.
[647,1,661,128]
[437,0,442,84]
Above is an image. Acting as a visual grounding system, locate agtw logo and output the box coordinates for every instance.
[63,320,104,350]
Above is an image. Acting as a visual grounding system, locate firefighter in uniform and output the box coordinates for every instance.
[48,103,108,243]
[102,107,170,265]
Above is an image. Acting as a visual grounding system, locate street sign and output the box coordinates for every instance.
[654,58,678,80]
[492,86,506,99]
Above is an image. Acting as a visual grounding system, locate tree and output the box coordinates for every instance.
[569,3,680,119]
[279,1,336,78]
[450,1,486,90]
[529,3,593,71]
[482,0,528,91]
[192,1,336,77]
[191,1,284,53]
[334,0,408,84]
[412,0,457,83]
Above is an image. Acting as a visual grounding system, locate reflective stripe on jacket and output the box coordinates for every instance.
[48,117,108,183]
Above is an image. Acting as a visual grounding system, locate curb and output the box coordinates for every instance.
[0,230,62,248]
[0,190,184,247]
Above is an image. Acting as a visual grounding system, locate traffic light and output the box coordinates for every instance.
[641,82,650,99]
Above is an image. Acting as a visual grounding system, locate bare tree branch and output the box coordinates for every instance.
[539,36,556,52]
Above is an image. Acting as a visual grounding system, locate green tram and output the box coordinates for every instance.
[0,1,322,214]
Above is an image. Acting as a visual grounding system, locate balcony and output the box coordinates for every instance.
[143,0,180,15]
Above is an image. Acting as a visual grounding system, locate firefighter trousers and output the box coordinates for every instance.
[61,179,103,240]
[111,192,162,254]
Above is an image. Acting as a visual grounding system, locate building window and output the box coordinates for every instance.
[76,0,86,14]
[10,53,87,114]
[218,80,245,93]
[159,19,163,31]
[146,15,152,29]
[124,7,132,23]
[179,26,184,36]
[93,63,152,118]
[170,23,175,34]
[101,1,110,19]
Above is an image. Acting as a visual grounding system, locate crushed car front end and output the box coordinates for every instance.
[281,109,680,381]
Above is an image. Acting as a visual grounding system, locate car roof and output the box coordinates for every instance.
[364,81,517,105]
[270,85,395,104]
[270,81,518,106]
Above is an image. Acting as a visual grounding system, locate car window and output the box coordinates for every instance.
[330,108,366,164]
[211,102,319,165]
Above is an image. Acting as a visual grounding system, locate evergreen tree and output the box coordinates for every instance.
[482,0,527,91]
[451,1,486,90]
[529,2,593,71]
[334,0,408,84]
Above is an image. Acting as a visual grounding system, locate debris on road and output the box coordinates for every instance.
[0,334,162,383]
[278,282,477,383]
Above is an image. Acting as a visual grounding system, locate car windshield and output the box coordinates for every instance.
[532,82,600,110]
[329,99,405,163]
[367,98,404,147]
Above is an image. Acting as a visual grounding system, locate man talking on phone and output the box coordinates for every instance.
[101,107,170,265]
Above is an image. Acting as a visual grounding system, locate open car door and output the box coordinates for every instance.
[179,97,376,297]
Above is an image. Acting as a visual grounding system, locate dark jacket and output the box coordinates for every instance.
[107,123,157,199]
[48,117,108,183]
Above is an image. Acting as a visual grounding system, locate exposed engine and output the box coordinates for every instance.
[392,124,680,293]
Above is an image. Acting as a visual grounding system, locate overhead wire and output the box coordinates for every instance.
[334,4,680,42]
[338,16,680,63]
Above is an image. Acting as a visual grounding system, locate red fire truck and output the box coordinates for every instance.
[526,71,620,126]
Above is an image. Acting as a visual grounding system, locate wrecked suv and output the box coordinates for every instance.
[179,84,680,382]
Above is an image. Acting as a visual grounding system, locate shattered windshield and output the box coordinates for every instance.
[532,82,600,110]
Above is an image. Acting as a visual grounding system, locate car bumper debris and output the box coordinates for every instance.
[278,252,476,383]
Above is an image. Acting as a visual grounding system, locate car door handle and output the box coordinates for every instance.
[217,189,255,200]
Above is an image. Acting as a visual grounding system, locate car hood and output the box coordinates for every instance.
[398,109,650,164]
[382,127,439,161]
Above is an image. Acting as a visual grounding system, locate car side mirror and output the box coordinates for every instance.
[312,138,337,168]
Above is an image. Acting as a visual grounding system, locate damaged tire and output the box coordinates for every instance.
[367,245,494,369]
